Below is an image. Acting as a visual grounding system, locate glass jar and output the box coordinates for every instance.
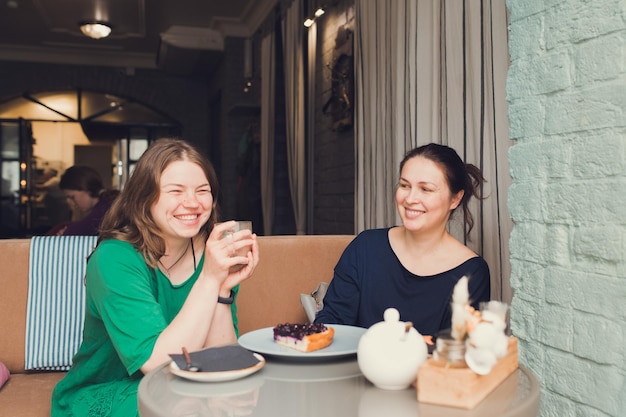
[431,329,468,368]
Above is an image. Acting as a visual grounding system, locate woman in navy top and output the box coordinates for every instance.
[315,143,490,340]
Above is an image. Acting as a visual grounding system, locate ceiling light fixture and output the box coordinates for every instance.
[303,7,325,28]
[79,21,112,39]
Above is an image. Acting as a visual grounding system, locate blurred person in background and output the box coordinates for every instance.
[51,165,119,236]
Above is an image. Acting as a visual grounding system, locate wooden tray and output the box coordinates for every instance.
[417,337,519,409]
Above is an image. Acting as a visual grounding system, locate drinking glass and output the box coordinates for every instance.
[479,301,510,335]
[221,221,252,272]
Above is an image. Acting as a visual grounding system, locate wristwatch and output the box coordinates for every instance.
[217,290,235,305]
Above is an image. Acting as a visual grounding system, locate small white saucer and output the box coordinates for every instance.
[169,353,265,382]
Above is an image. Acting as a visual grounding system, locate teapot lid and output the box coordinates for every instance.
[365,308,419,340]
[383,308,401,322]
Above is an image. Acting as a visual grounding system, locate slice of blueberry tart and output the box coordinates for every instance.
[273,323,334,352]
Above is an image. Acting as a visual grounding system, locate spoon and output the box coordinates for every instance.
[182,347,201,372]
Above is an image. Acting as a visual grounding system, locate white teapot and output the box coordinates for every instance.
[357,308,428,390]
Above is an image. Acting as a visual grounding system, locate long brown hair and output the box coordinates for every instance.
[99,138,220,267]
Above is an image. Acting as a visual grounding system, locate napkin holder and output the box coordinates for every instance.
[417,336,518,409]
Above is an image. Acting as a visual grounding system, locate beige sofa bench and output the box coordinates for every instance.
[0,235,353,417]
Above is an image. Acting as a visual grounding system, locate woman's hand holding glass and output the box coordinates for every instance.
[202,220,258,295]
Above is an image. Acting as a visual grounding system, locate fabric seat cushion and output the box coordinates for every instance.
[0,371,65,417]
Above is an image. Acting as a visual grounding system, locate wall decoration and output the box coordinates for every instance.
[323,27,354,132]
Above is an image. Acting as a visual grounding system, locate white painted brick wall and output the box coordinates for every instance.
[506,0,626,415]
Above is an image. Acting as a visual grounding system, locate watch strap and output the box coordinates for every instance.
[217,289,235,305]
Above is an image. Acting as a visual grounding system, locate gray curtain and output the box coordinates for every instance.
[282,0,307,234]
[355,0,418,231]
[260,30,276,236]
[355,0,512,302]
[306,21,318,233]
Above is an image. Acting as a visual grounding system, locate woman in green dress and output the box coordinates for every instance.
[51,138,259,416]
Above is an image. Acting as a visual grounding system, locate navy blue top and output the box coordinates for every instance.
[63,198,113,236]
[314,228,490,336]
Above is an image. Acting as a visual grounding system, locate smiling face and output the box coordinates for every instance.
[395,156,463,234]
[151,160,214,241]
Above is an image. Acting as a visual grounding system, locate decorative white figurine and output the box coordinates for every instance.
[448,277,510,375]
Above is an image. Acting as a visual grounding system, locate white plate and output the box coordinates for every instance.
[238,324,366,359]
[169,353,265,382]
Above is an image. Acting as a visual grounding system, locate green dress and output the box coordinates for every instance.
[51,239,238,417]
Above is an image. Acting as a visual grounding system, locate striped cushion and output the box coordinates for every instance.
[25,235,98,370]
